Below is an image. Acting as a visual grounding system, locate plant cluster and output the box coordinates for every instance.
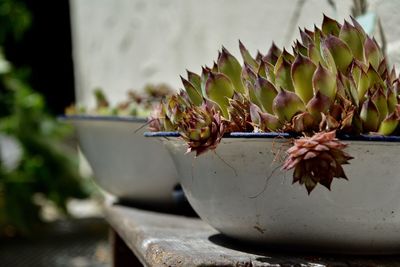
[150,15,400,194]
[0,51,89,237]
[0,1,88,237]
[66,84,174,118]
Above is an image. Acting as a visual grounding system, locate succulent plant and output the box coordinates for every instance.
[149,91,189,132]
[282,131,353,194]
[152,15,400,194]
[179,101,226,156]
[66,84,174,117]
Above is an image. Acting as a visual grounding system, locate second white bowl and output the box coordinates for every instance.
[67,116,178,205]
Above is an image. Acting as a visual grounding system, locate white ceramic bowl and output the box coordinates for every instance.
[65,116,178,205]
[150,132,400,253]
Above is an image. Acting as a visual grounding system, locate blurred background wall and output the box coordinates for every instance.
[69,0,400,107]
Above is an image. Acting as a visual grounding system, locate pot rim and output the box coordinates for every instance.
[144,131,400,142]
[59,114,147,123]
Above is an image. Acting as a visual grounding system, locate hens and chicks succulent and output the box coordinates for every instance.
[150,15,400,193]
[66,84,173,117]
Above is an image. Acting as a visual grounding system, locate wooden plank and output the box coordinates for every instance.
[104,204,400,267]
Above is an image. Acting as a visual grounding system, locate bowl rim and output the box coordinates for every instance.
[59,114,147,123]
[144,131,400,142]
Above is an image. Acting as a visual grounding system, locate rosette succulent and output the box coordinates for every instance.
[282,131,353,194]
[152,15,400,194]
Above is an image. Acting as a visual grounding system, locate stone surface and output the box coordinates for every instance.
[105,204,400,267]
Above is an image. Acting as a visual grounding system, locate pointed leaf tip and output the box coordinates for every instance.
[322,14,341,36]
[364,36,383,71]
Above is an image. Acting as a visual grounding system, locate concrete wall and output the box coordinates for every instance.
[70,0,399,106]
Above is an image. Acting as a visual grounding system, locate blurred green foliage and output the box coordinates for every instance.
[0,0,31,44]
[0,0,88,236]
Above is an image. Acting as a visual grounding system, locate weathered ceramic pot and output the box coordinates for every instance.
[64,116,178,205]
[147,132,400,253]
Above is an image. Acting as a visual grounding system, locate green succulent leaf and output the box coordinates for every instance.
[350,16,367,43]
[360,98,380,132]
[305,28,315,40]
[205,72,235,118]
[350,60,362,82]
[274,58,294,92]
[312,63,336,101]
[378,58,388,77]
[250,103,281,131]
[364,36,383,71]
[313,26,325,53]
[339,21,364,61]
[246,80,263,110]
[256,51,264,63]
[299,28,313,47]
[187,70,202,93]
[254,76,278,113]
[249,102,262,124]
[366,65,384,88]
[239,40,258,69]
[321,14,341,36]
[281,49,296,63]
[357,69,369,101]
[200,67,211,96]
[242,64,258,104]
[293,40,308,56]
[387,87,398,114]
[259,112,282,131]
[292,111,316,132]
[242,63,257,84]
[306,90,331,121]
[274,49,295,73]
[264,61,276,83]
[257,61,267,78]
[389,66,397,84]
[272,88,305,122]
[181,76,203,106]
[263,42,281,65]
[94,88,109,109]
[291,54,317,103]
[308,43,323,66]
[378,111,399,135]
[338,72,359,106]
[371,87,388,122]
[217,47,246,94]
[211,61,219,72]
[322,35,353,73]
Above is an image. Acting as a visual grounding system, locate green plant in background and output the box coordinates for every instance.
[0,0,31,45]
[66,84,174,117]
[0,0,88,236]
[151,15,400,194]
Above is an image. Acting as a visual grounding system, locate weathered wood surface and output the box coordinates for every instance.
[104,204,400,267]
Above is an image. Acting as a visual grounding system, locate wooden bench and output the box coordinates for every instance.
[105,203,400,266]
